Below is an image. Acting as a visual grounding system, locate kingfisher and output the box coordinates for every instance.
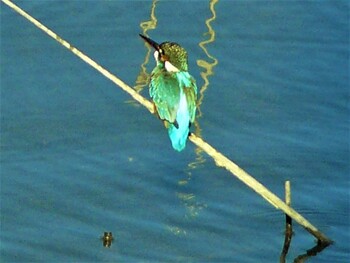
[140,34,197,152]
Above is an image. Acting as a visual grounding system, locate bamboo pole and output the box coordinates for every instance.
[2,0,332,245]
[188,135,331,243]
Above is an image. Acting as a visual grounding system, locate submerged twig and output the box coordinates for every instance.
[280,181,293,262]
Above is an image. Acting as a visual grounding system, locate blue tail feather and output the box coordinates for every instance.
[168,123,189,152]
[168,92,190,152]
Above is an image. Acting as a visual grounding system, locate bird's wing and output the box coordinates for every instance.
[150,68,181,124]
[176,72,197,123]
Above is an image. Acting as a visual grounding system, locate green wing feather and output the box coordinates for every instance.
[150,66,197,125]
[150,66,181,123]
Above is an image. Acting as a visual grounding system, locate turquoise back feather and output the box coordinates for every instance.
[150,67,197,151]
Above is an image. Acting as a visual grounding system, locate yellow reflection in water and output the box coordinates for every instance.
[177,0,218,225]
[126,0,159,106]
[196,0,219,118]
[135,0,219,230]
[187,0,218,171]
[135,0,159,93]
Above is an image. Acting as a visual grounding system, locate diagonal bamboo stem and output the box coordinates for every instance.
[188,135,331,243]
[1,0,155,115]
[2,0,332,245]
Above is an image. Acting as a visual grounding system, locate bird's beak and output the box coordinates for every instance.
[139,34,160,51]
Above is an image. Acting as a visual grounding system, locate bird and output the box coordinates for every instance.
[139,34,197,152]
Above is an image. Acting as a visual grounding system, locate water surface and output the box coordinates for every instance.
[1,0,349,262]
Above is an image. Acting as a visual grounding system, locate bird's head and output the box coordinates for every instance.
[139,34,188,72]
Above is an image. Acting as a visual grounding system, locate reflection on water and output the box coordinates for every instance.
[127,0,159,109]
[134,0,219,171]
[293,241,331,263]
[176,192,208,219]
[176,0,218,234]
[188,0,219,171]
[181,0,219,180]
[196,0,219,118]
[134,0,219,236]
[134,0,159,93]
[166,225,187,236]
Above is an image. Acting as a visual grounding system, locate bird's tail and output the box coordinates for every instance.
[168,123,189,152]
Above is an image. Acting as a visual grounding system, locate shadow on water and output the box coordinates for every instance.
[133,0,332,260]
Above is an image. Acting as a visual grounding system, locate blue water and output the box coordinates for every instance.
[1,1,349,262]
